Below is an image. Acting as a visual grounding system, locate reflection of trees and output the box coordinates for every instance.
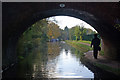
[17,43,48,78]
[16,47,48,78]
[30,42,61,78]
[40,42,61,78]
[65,49,68,55]
[31,44,48,78]
[47,42,60,60]
[70,47,84,61]
[60,42,71,51]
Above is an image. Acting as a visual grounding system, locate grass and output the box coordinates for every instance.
[66,40,92,54]
[78,40,91,44]
[66,40,104,56]
[79,40,104,56]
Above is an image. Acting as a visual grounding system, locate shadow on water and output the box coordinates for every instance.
[2,41,120,80]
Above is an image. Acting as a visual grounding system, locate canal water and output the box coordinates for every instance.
[3,42,94,79]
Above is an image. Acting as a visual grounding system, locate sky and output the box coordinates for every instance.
[48,16,97,32]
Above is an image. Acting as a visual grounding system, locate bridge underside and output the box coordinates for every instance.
[2,2,120,69]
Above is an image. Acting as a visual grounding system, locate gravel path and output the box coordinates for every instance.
[78,42,120,69]
[84,50,120,69]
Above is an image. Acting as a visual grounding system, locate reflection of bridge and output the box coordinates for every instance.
[2,2,120,70]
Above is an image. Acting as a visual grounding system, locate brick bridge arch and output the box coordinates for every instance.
[2,2,120,69]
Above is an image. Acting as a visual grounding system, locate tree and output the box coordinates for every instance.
[79,26,86,40]
[64,26,69,40]
[69,27,76,40]
[75,25,80,41]
[17,19,49,59]
[47,22,61,39]
[74,24,87,41]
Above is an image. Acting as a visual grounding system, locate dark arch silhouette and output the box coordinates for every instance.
[2,2,120,70]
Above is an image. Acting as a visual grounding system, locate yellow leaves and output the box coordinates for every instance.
[47,22,60,39]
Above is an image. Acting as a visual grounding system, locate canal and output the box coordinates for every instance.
[2,42,119,80]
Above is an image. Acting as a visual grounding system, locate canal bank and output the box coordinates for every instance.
[66,40,120,79]
[84,51,120,76]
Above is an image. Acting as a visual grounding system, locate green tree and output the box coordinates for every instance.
[64,26,69,40]
[69,27,76,40]
[74,25,87,41]
[17,19,49,59]
[75,25,80,41]
[79,26,86,40]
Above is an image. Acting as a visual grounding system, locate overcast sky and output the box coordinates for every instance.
[48,16,97,32]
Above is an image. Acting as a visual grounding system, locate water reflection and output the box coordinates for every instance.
[3,42,94,79]
[32,42,94,79]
